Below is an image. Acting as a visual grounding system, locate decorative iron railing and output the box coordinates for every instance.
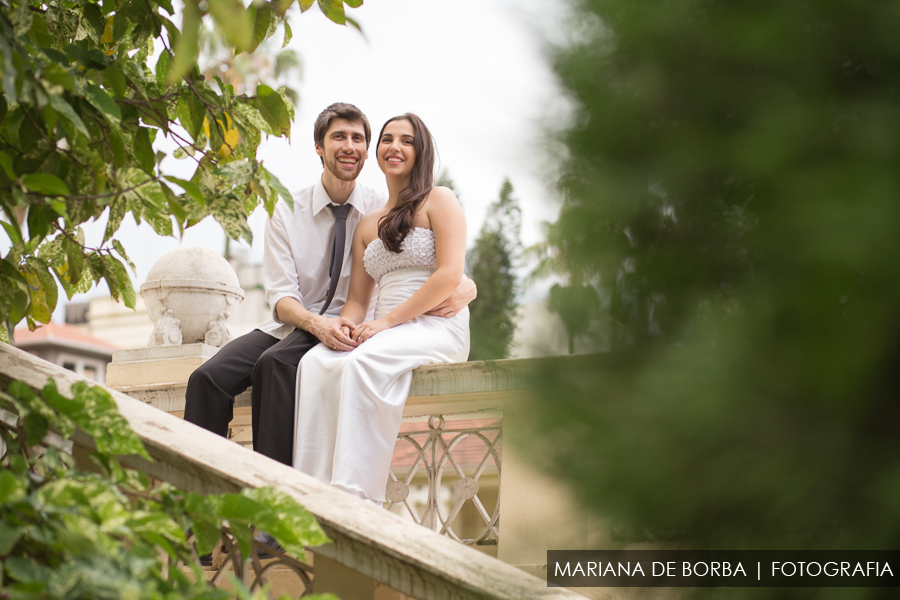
[388,416,501,547]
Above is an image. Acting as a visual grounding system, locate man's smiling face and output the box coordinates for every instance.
[316,118,368,182]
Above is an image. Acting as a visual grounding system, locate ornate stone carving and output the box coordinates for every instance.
[140,247,244,348]
[204,313,231,347]
[150,307,183,346]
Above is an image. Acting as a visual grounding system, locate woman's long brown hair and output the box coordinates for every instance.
[377,114,436,253]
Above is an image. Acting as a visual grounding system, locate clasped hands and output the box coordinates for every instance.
[311,282,473,351]
[310,315,390,352]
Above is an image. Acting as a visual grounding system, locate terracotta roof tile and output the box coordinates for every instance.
[392,418,502,472]
[14,322,119,351]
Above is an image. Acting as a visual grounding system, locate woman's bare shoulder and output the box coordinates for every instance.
[424,186,463,216]
[358,210,383,227]
[427,186,459,204]
[356,211,382,243]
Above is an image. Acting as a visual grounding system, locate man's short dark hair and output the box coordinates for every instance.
[313,103,372,153]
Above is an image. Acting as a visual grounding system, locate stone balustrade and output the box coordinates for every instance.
[103,344,608,584]
[1,342,595,600]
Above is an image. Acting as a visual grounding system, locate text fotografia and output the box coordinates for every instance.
[547,550,900,588]
[554,561,892,579]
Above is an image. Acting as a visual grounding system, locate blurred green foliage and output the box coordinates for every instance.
[0,377,332,599]
[467,178,521,360]
[534,0,900,570]
[526,220,606,355]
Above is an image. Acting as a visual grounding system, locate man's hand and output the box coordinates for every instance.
[307,315,358,351]
[425,275,477,318]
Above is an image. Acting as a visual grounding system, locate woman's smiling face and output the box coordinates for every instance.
[377,119,417,179]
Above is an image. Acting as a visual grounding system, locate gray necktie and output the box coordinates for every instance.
[319,203,352,315]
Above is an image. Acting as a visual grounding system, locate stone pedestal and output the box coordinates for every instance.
[107,343,218,409]
[108,343,217,386]
[105,343,252,445]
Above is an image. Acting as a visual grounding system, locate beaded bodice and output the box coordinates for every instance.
[363,227,437,284]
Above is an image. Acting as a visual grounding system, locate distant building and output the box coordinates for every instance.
[14,322,118,383]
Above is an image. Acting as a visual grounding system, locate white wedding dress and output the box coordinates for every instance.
[292,228,470,503]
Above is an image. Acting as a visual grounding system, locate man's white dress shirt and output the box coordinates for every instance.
[257,179,385,340]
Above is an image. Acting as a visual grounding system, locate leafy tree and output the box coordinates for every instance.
[0,377,332,599]
[198,19,303,105]
[525,220,603,355]
[466,178,520,360]
[528,0,900,573]
[0,0,359,596]
[0,0,360,342]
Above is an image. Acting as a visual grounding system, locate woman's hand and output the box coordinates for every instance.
[352,318,391,344]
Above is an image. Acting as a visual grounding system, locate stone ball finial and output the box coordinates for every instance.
[140,247,244,348]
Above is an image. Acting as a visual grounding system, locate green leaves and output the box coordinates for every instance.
[317,0,346,24]
[169,0,200,83]
[0,0,351,334]
[282,18,293,48]
[0,471,26,505]
[164,175,205,205]
[208,0,254,50]
[0,374,329,600]
[5,557,51,586]
[182,487,329,561]
[256,164,294,214]
[21,257,58,325]
[48,95,89,139]
[43,379,150,459]
[312,0,364,25]
[240,487,330,551]
[0,258,32,325]
[84,84,122,122]
[255,84,291,137]
[246,4,274,54]
[21,174,69,197]
[207,196,252,244]
[0,521,22,554]
[64,235,85,285]
[118,168,173,237]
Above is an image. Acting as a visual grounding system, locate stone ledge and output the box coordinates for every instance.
[112,343,219,363]
[108,348,597,416]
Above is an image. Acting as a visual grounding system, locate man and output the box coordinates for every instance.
[184,103,475,467]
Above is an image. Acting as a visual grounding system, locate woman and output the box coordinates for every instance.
[292,114,470,503]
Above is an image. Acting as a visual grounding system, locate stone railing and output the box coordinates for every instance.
[105,346,608,578]
[106,348,519,544]
[1,343,593,599]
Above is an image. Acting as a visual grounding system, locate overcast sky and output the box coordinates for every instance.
[51,0,573,319]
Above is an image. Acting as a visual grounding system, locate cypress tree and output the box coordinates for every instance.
[467,179,522,360]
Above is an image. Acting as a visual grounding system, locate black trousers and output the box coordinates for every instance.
[183,328,319,466]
